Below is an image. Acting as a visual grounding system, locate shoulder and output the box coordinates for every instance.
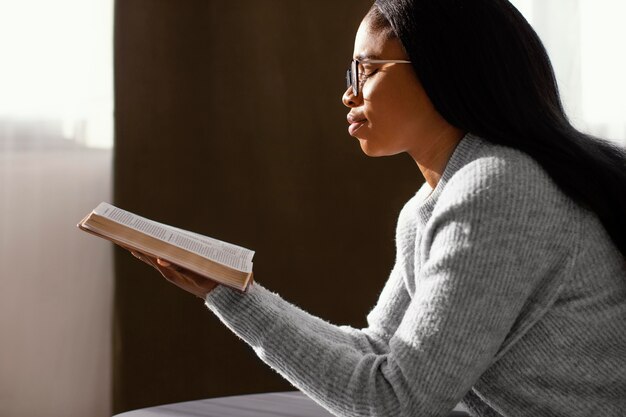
[425,140,582,256]
[438,140,572,215]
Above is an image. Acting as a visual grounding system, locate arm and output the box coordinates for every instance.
[208,263,410,357]
[131,247,411,355]
[205,160,575,417]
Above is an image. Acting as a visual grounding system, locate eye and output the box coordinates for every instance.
[361,68,380,81]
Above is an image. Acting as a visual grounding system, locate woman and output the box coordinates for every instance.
[132,1,626,416]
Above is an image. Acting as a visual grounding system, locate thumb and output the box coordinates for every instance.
[157,258,172,268]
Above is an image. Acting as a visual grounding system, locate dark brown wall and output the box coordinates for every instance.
[113,0,422,413]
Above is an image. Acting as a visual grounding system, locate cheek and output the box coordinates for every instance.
[366,78,435,137]
[367,89,420,134]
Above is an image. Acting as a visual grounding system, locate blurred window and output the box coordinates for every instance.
[511,0,626,147]
[0,1,113,416]
[0,0,113,150]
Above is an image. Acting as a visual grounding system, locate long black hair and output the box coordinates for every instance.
[370,0,626,258]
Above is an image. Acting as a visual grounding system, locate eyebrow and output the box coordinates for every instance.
[355,53,382,61]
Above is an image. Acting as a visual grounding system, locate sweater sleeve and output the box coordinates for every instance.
[205,156,575,417]
[207,262,409,357]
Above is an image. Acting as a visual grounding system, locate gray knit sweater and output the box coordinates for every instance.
[205,134,626,417]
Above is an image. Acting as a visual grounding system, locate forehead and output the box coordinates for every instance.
[353,19,405,60]
[353,19,387,59]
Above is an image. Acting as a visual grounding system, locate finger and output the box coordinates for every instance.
[129,250,160,269]
[156,258,173,268]
[158,268,200,294]
[157,266,218,298]
[130,250,151,265]
[154,263,180,282]
[154,260,185,278]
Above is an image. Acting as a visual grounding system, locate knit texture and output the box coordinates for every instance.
[205,134,626,417]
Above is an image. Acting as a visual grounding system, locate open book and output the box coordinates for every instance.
[78,202,254,292]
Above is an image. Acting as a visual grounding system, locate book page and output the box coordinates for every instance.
[93,202,254,272]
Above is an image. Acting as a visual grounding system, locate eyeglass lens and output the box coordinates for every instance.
[346,60,360,96]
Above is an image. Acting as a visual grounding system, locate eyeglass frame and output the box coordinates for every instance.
[346,59,412,97]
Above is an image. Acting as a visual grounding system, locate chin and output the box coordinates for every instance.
[358,139,391,157]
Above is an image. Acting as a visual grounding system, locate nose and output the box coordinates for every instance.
[342,86,362,108]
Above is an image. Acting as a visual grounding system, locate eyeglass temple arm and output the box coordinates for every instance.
[358,59,412,64]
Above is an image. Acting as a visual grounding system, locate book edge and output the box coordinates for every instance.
[79,212,251,292]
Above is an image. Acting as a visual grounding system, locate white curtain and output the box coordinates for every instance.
[0,1,113,416]
[511,0,626,147]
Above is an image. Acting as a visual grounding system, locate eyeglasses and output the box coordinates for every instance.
[346,59,412,96]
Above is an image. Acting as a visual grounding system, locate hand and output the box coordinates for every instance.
[129,250,219,299]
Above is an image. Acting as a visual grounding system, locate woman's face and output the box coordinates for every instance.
[342,19,452,159]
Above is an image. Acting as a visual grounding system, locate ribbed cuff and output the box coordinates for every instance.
[204,282,280,347]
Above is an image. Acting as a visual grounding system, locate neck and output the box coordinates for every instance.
[409,125,466,189]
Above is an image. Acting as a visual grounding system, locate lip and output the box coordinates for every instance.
[347,114,367,137]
